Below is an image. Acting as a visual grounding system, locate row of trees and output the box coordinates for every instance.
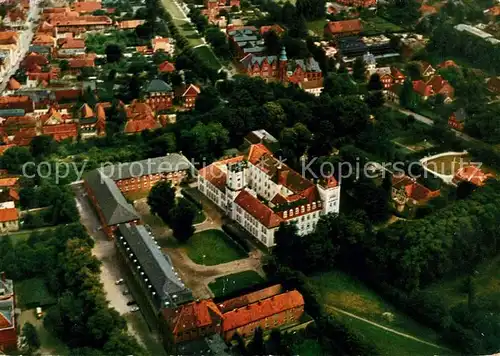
[0,224,146,355]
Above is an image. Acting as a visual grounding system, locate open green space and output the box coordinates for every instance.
[184,229,247,265]
[173,19,205,46]
[424,153,471,175]
[361,16,403,35]
[330,310,446,356]
[16,278,56,309]
[392,136,434,152]
[161,0,186,20]
[306,19,327,36]
[2,226,56,245]
[192,45,222,70]
[209,270,265,297]
[310,271,445,347]
[290,338,324,356]
[425,255,500,311]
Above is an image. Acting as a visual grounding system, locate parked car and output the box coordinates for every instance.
[115,278,124,285]
[130,306,140,312]
[126,301,136,306]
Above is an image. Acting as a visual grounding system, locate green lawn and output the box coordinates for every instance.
[184,229,247,265]
[16,278,56,309]
[331,310,446,356]
[161,0,186,20]
[2,226,57,245]
[291,338,324,356]
[209,270,265,297]
[425,255,500,312]
[310,271,446,348]
[361,16,403,35]
[174,19,204,47]
[392,137,435,153]
[306,19,327,36]
[192,45,222,70]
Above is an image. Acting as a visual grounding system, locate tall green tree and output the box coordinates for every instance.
[352,57,366,82]
[22,322,41,352]
[147,181,176,223]
[169,198,197,242]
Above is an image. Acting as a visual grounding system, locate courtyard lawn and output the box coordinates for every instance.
[307,19,328,36]
[330,310,446,356]
[184,229,247,265]
[192,45,222,70]
[424,153,472,175]
[209,270,265,297]
[361,16,403,35]
[310,271,446,347]
[16,278,56,309]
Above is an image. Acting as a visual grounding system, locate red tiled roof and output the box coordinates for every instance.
[438,60,458,69]
[0,208,18,222]
[7,8,26,22]
[247,143,271,165]
[124,102,159,133]
[412,80,433,97]
[198,164,227,191]
[164,300,223,334]
[69,57,95,68]
[259,24,285,36]
[420,4,437,14]
[9,188,19,201]
[60,39,85,49]
[12,128,37,146]
[426,75,454,98]
[49,15,112,26]
[118,20,145,29]
[0,178,19,187]
[42,123,78,141]
[453,166,493,187]
[182,84,200,97]
[0,31,18,45]
[54,89,82,102]
[405,182,440,202]
[488,5,500,16]
[234,190,283,228]
[219,284,283,313]
[158,60,176,73]
[7,78,20,91]
[390,66,405,79]
[0,96,33,112]
[73,1,102,13]
[326,19,362,35]
[0,310,12,328]
[222,290,304,331]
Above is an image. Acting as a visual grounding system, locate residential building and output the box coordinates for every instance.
[145,79,174,112]
[118,20,145,30]
[3,7,27,29]
[0,275,16,352]
[176,84,200,109]
[152,37,174,55]
[324,19,362,38]
[42,123,78,141]
[58,38,86,57]
[0,208,18,233]
[299,78,324,96]
[163,284,305,344]
[335,0,376,6]
[49,15,113,34]
[367,66,405,89]
[116,223,192,318]
[79,102,106,138]
[98,154,192,194]
[158,60,175,73]
[427,75,455,102]
[198,144,340,247]
[448,108,467,130]
[259,24,285,36]
[0,96,34,113]
[124,101,160,133]
[453,166,493,187]
[392,174,440,210]
[385,83,402,104]
[412,80,433,100]
[227,26,266,60]
[419,61,435,77]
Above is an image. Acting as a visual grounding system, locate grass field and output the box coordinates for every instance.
[2,226,56,245]
[424,153,471,175]
[392,137,434,153]
[425,255,500,311]
[16,278,56,309]
[330,310,445,356]
[291,338,324,356]
[184,229,247,265]
[362,16,403,35]
[307,19,327,36]
[209,270,265,297]
[192,45,222,70]
[310,271,445,347]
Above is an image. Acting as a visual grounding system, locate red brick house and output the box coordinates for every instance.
[124,101,160,133]
[145,79,174,112]
[163,285,305,344]
[0,96,34,113]
[42,123,78,141]
[335,0,376,6]
[0,275,16,353]
[367,66,406,89]
[158,60,176,73]
[259,24,285,36]
[448,108,467,130]
[177,84,201,109]
[324,19,362,37]
[426,75,454,102]
[412,80,434,100]
[453,166,493,187]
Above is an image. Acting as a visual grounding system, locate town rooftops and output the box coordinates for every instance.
[0,207,18,222]
[49,15,112,26]
[0,178,18,187]
[84,169,140,226]
[118,223,192,306]
[453,166,493,186]
[234,189,283,228]
[146,79,173,93]
[325,19,362,35]
[118,20,145,29]
[99,154,192,181]
[158,60,175,73]
[0,108,24,117]
[218,284,283,312]
[60,39,85,49]
[293,57,321,72]
[240,54,277,68]
[73,1,102,13]
[163,299,223,335]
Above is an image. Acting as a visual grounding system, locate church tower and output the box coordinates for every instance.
[278,46,288,83]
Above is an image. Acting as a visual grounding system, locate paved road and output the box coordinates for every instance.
[386,104,477,143]
[325,305,449,351]
[0,0,41,92]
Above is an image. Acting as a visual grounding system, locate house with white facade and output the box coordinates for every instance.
[198,144,341,247]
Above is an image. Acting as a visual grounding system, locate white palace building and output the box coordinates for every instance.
[197,144,341,247]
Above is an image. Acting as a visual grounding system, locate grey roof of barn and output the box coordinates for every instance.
[240,54,277,68]
[99,154,192,181]
[118,223,193,305]
[84,169,140,225]
[146,79,173,93]
[292,57,321,72]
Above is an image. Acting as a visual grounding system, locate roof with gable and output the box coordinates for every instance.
[68,57,95,68]
[240,53,277,69]
[326,19,362,35]
[118,19,145,29]
[182,84,200,97]
[49,15,112,26]
[21,52,49,69]
[11,127,37,146]
[453,166,493,187]
[81,103,94,118]
[99,154,192,181]
[42,123,78,141]
[222,289,304,331]
[392,174,440,203]
[32,33,55,46]
[0,96,34,113]
[0,207,18,222]
[412,80,433,97]
[73,1,102,13]
[118,223,192,305]
[158,60,175,73]
[163,299,223,334]
[7,78,20,91]
[234,190,283,229]
[60,38,85,49]
[6,7,26,22]
[259,24,285,36]
[0,31,18,45]
[124,101,159,133]
[438,60,458,69]
[426,75,454,98]
[198,156,245,191]
[84,169,140,225]
[146,79,173,93]
[292,57,321,73]
[390,66,405,78]
[218,284,283,312]
[0,178,18,187]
